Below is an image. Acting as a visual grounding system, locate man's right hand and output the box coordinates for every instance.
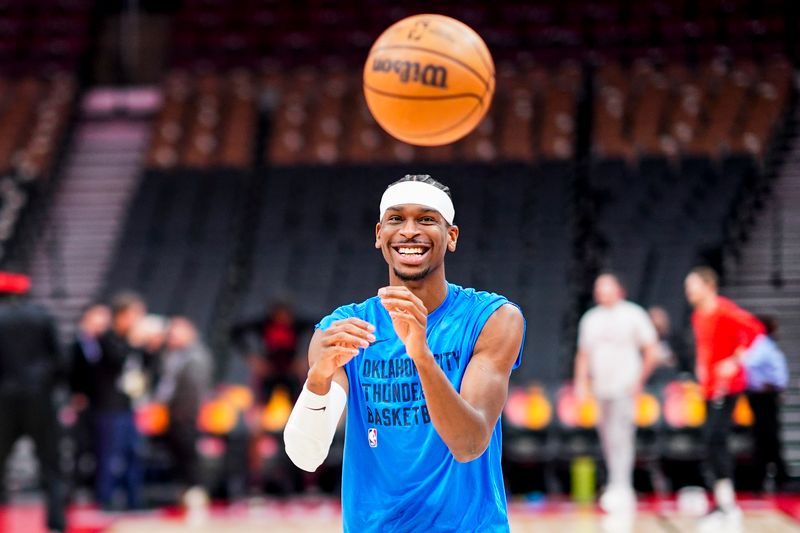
[307,318,375,392]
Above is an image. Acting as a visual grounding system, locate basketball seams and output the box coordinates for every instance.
[363,82,485,104]
[368,45,489,91]
[365,89,487,141]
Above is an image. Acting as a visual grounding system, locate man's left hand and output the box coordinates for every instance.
[378,286,429,360]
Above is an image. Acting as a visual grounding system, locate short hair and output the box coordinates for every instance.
[387,174,452,199]
[596,271,626,291]
[110,291,145,317]
[689,266,719,289]
[79,301,107,318]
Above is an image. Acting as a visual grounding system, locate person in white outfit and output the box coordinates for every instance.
[573,273,659,514]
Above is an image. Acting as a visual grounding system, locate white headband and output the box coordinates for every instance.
[379,181,455,225]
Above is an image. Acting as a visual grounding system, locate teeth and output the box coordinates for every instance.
[398,247,425,255]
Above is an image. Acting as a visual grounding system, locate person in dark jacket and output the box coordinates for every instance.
[745,315,789,492]
[67,303,111,490]
[93,291,146,510]
[68,303,111,406]
[0,273,67,533]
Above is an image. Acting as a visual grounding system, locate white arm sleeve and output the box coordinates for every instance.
[283,380,347,472]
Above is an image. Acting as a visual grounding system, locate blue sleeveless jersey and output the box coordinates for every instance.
[316,283,524,533]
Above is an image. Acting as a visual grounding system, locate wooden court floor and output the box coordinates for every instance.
[107,511,798,533]
[3,496,800,532]
[105,498,800,533]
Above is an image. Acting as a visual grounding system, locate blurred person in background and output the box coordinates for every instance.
[648,306,676,367]
[574,273,659,515]
[0,273,67,533]
[69,303,111,410]
[646,306,686,384]
[685,266,765,529]
[67,303,111,493]
[744,314,789,492]
[93,291,147,510]
[154,316,212,506]
[235,301,305,401]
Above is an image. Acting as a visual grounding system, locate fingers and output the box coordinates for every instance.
[325,330,373,349]
[333,317,375,333]
[322,318,376,348]
[378,286,425,309]
[378,286,427,322]
[379,297,426,324]
[323,343,360,360]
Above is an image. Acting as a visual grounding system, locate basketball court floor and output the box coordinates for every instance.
[3,495,800,532]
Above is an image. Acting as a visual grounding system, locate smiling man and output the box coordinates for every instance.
[284,175,525,532]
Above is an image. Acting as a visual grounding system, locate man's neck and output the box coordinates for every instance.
[697,294,719,314]
[388,272,449,314]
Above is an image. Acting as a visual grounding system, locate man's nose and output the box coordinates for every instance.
[399,219,420,239]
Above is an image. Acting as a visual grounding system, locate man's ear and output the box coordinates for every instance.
[447,224,459,252]
[375,222,382,249]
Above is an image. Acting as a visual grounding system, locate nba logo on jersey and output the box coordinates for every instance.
[368,428,378,448]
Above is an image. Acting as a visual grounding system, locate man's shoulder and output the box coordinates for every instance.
[619,300,651,320]
[450,283,513,308]
[717,296,750,318]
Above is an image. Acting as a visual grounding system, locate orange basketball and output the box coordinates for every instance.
[363,14,495,146]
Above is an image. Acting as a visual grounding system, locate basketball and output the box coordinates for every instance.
[363,14,495,146]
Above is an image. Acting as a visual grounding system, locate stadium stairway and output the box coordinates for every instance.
[29,109,150,338]
[725,106,800,479]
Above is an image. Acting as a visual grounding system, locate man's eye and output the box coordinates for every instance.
[420,217,435,223]
[388,216,402,222]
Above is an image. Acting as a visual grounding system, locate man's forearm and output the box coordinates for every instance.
[574,350,589,389]
[639,344,659,386]
[413,351,491,462]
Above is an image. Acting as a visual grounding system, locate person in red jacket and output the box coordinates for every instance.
[685,266,765,529]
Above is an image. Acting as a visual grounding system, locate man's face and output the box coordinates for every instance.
[82,305,110,336]
[593,275,623,307]
[166,318,195,351]
[115,302,146,335]
[375,204,458,282]
[684,273,713,307]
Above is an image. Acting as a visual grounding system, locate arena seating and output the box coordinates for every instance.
[0,74,77,265]
[0,0,91,76]
[584,153,764,325]
[102,169,246,333]
[0,0,89,268]
[167,0,790,69]
[146,70,258,169]
[593,57,792,159]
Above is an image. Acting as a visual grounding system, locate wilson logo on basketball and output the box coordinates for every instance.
[371,57,448,89]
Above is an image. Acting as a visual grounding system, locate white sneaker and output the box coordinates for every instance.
[183,485,210,526]
[599,486,636,515]
[697,506,742,533]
